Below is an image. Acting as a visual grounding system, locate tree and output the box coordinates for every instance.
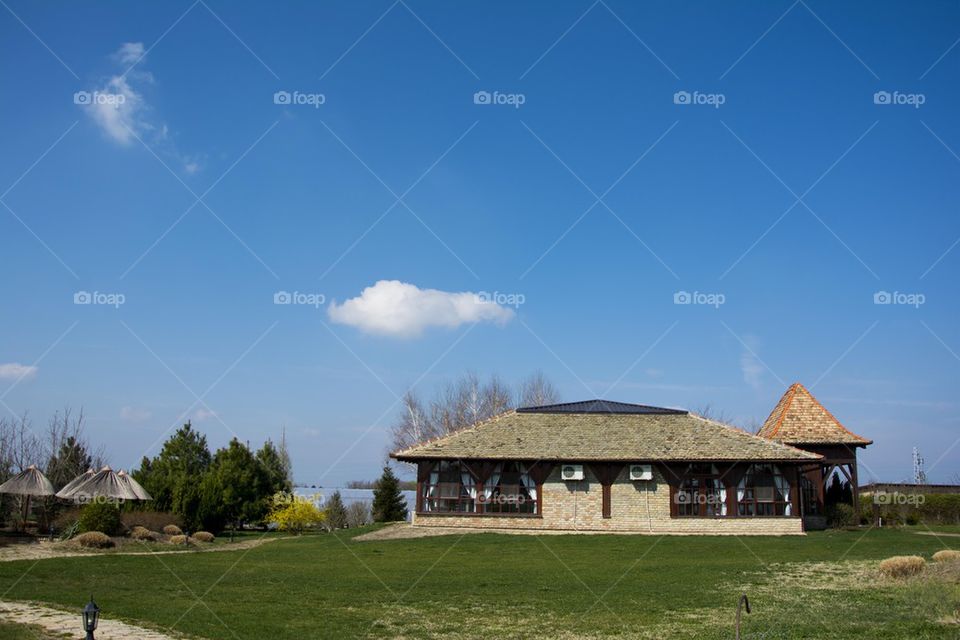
[390,372,560,452]
[198,439,272,532]
[267,494,325,535]
[256,439,293,495]
[133,422,211,524]
[346,501,371,528]
[372,466,408,522]
[325,491,347,530]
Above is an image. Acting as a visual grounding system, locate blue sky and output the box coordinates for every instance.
[1,1,958,486]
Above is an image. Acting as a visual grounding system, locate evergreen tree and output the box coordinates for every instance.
[256,440,292,495]
[325,490,347,529]
[132,423,211,528]
[46,436,92,490]
[372,466,408,523]
[198,439,272,532]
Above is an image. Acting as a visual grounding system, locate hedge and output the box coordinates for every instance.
[861,493,960,525]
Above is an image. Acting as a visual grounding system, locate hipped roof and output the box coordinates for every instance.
[758,383,872,446]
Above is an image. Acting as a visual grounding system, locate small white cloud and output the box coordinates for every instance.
[328,280,515,338]
[120,406,151,422]
[0,363,38,381]
[739,335,765,390]
[113,42,145,65]
[192,408,218,421]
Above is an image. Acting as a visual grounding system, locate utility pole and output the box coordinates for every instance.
[913,447,927,485]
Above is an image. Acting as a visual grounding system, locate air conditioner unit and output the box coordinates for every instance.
[629,464,653,481]
[561,464,584,481]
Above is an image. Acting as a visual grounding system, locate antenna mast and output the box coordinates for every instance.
[912,447,927,485]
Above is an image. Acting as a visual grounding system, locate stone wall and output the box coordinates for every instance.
[413,465,804,535]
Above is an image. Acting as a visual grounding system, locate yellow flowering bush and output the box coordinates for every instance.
[268,493,326,534]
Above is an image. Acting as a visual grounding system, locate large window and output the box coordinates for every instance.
[737,464,792,516]
[421,461,477,513]
[480,462,538,515]
[675,464,727,517]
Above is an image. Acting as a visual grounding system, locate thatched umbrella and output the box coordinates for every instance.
[117,470,152,501]
[65,466,139,502]
[55,467,95,499]
[0,465,55,529]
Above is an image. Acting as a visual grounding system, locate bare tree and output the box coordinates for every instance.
[517,370,560,408]
[389,371,560,453]
[346,501,371,528]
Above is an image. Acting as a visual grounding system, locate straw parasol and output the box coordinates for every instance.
[117,470,152,501]
[64,466,139,502]
[0,465,55,529]
[55,467,95,499]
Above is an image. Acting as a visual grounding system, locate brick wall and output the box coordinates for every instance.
[413,465,804,535]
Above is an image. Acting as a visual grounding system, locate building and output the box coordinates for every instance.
[391,385,869,535]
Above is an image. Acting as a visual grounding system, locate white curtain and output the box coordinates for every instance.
[737,474,747,503]
[519,464,538,513]
[423,465,439,512]
[718,483,728,516]
[484,464,502,500]
[773,466,792,516]
[461,466,477,512]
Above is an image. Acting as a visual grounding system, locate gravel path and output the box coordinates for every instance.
[0,600,184,640]
[0,535,283,563]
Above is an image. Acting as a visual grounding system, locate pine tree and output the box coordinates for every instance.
[325,490,347,529]
[372,466,408,523]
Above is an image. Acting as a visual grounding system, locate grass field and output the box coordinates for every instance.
[0,526,957,639]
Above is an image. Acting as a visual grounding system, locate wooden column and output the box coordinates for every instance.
[589,463,624,519]
[850,459,861,523]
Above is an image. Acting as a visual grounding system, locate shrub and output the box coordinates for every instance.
[879,556,925,578]
[932,550,960,563]
[268,494,325,534]
[193,531,215,543]
[168,534,191,545]
[825,503,856,529]
[74,531,114,549]
[121,511,184,532]
[78,502,122,536]
[163,524,183,536]
[129,526,156,541]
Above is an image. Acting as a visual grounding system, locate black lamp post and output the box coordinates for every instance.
[82,596,100,640]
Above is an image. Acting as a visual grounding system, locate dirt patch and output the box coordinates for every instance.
[0,535,285,563]
[0,600,187,640]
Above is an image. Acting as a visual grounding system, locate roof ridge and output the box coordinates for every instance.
[793,383,872,444]
[767,382,800,439]
[390,409,516,457]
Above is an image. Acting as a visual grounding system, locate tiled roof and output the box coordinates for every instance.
[517,399,686,415]
[392,409,821,462]
[758,383,872,446]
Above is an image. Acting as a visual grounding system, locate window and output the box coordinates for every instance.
[480,462,537,515]
[675,464,727,517]
[421,461,477,513]
[737,464,792,516]
[800,476,819,515]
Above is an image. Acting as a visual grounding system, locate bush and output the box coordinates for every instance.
[193,531,215,543]
[121,511,183,532]
[932,550,960,563]
[129,526,156,541]
[52,507,81,533]
[74,531,114,549]
[163,524,183,536]
[879,556,925,578]
[168,534,191,545]
[825,503,856,529]
[78,502,122,536]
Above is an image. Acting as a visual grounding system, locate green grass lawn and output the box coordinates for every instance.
[0,526,957,639]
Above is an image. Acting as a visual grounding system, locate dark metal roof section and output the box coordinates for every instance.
[516,399,688,415]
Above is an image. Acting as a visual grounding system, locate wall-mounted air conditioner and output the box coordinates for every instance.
[561,464,584,481]
[629,464,653,481]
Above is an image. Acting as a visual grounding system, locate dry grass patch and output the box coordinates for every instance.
[168,534,191,546]
[73,531,114,549]
[879,555,925,579]
[932,549,960,563]
[193,531,215,543]
[162,524,183,536]
[129,526,157,541]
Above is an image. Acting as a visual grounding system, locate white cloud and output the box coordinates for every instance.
[192,408,218,421]
[0,363,38,381]
[328,280,515,338]
[81,43,199,172]
[120,406,151,422]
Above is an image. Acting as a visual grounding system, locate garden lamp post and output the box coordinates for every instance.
[82,596,100,640]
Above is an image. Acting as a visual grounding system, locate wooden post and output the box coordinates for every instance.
[850,459,861,524]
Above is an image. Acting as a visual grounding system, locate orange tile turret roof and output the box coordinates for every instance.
[758,383,871,446]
